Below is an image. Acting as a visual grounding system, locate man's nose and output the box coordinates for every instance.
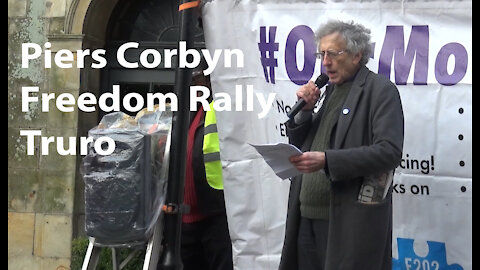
[322,56,332,66]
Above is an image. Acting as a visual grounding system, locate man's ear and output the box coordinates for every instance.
[352,52,362,65]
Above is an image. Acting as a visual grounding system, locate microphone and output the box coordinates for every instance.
[287,73,329,119]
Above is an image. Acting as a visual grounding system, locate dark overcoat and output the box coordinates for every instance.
[279,66,404,270]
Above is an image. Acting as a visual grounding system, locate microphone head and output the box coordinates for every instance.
[314,74,329,88]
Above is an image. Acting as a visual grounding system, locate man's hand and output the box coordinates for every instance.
[296,81,321,111]
[289,151,326,173]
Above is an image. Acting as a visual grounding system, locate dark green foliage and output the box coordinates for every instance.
[70,237,145,270]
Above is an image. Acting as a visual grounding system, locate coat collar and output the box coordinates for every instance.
[334,65,370,148]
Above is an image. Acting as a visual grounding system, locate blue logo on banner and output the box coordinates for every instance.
[393,238,463,270]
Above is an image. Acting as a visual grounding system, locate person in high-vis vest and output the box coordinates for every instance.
[179,59,233,270]
[203,101,224,190]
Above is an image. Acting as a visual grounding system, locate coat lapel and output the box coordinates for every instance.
[334,66,369,148]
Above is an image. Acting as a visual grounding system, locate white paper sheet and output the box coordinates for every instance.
[249,143,303,179]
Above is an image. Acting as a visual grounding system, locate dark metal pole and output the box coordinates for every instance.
[159,1,198,269]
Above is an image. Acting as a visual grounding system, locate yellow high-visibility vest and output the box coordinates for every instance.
[203,102,223,190]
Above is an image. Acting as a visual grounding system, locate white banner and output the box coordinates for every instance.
[202,0,472,269]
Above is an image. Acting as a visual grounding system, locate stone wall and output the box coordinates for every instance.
[8,0,81,269]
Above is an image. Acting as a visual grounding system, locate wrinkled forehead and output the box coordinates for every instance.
[318,32,346,49]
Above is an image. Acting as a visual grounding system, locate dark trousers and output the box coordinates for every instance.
[180,213,233,270]
[297,217,329,270]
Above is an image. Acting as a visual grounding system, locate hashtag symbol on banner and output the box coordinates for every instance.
[258,26,279,84]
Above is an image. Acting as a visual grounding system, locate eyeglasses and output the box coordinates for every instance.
[314,50,347,60]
